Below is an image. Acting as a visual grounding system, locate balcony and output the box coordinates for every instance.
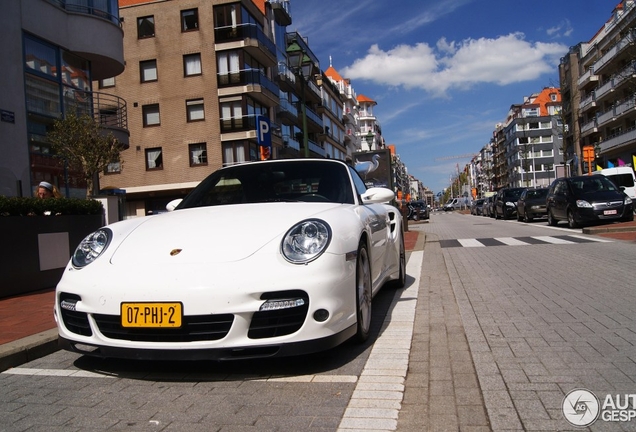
[29,0,124,80]
[593,33,634,75]
[217,68,280,106]
[304,106,323,132]
[577,67,598,90]
[282,134,301,151]
[579,92,596,112]
[580,118,598,137]
[270,0,292,26]
[215,23,277,66]
[91,91,129,148]
[276,62,296,93]
[276,99,297,124]
[306,139,325,157]
[599,126,636,154]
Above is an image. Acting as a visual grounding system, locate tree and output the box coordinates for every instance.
[47,112,123,197]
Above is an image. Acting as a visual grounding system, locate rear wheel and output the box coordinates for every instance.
[524,211,533,223]
[355,241,372,343]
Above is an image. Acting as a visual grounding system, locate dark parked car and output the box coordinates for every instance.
[471,198,485,215]
[516,188,549,222]
[494,187,526,220]
[407,200,429,221]
[546,175,634,228]
[483,196,495,217]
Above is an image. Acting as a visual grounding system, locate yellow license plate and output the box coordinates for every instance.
[121,303,182,328]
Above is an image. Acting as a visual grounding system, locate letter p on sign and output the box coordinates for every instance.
[257,115,271,148]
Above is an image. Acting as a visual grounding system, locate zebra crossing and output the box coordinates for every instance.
[439,234,613,248]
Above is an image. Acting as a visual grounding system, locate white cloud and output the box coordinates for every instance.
[546,19,573,38]
[341,33,568,97]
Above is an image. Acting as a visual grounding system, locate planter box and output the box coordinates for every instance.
[0,215,102,299]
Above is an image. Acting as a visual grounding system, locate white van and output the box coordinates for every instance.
[593,167,636,203]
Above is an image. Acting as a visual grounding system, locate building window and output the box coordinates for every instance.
[186,99,205,122]
[140,59,158,82]
[99,77,115,88]
[181,9,198,31]
[142,104,160,127]
[184,54,202,76]
[105,161,121,174]
[222,141,258,166]
[189,143,207,166]
[145,147,163,170]
[137,16,155,38]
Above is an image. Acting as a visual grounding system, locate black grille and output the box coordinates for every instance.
[248,299,309,339]
[93,313,234,342]
[59,293,92,336]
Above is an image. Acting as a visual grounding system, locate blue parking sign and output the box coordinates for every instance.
[257,115,271,148]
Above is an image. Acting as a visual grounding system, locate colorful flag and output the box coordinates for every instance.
[633,154,636,168]
[596,165,603,171]
[608,161,615,168]
[618,158,625,166]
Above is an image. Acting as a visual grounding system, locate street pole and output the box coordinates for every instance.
[300,76,309,158]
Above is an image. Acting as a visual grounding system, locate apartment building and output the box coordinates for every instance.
[560,0,636,174]
[325,64,362,158]
[357,95,385,151]
[102,0,330,216]
[501,88,564,188]
[0,0,126,198]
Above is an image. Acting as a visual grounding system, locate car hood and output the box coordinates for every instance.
[109,203,342,265]
[582,190,628,203]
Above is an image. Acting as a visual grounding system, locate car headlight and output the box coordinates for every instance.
[626,197,633,205]
[576,200,593,208]
[505,201,516,207]
[281,219,331,264]
[72,228,112,268]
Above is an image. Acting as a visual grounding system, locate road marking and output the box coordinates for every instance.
[440,235,612,248]
[531,235,576,244]
[495,237,530,246]
[458,238,486,247]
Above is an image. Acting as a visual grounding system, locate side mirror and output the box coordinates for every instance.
[166,199,183,212]
[361,187,395,204]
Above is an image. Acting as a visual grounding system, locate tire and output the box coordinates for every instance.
[388,235,406,289]
[547,209,558,226]
[495,209,500,220]
[524,211,533,223]
[354,241,372,343]
[567,210,579,229]
[517,211,523,222]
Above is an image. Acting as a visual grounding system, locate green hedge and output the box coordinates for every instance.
[0,196,103,216]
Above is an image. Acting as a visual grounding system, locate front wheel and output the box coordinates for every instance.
[354,241,372,343]
[388,235,406,289]
[524,211,533,223]
[547,209,558,226]
[567,210,579,229]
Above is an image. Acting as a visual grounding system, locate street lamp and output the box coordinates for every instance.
[286,41,313,158]
[364,130,374,149]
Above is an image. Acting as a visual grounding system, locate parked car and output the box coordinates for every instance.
[546,175,634,228]
[516,188,549,222]
[408,200,429,220]
[593,166,636,210]
[55,159,406,361]
[483,196,495,217]
[471,199,485,215]
[494,187,526,220]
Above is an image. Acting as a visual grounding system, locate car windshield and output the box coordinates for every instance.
[504,189,525,200]
[177,160,355,209]
[570,176,620,194]
[525,189,549,199]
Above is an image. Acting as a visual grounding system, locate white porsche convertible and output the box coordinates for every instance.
[55,159,405,360]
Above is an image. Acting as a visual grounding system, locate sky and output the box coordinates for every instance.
[289,0,617,194]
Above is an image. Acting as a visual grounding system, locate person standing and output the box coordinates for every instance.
[36,181,62,199]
